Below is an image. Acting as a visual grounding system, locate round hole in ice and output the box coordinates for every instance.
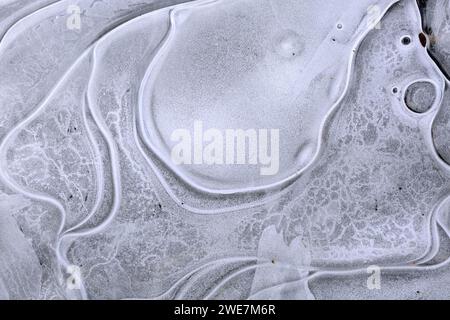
[401,35,412,45]
[404,81,436,113]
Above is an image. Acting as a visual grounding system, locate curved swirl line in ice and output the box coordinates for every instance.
[3,0,450,300]
[0,1,190,299]
[149,0,450,298]
[136,0,400,197]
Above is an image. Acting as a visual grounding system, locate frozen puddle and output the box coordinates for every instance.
[139,0,394,193]
[1,0,450,300]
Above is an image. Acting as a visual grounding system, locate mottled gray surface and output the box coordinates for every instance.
[1,0,450,300]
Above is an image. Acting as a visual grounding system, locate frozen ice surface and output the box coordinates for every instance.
[1,0,450,300]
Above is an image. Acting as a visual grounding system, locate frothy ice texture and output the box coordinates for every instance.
[1,0,450,300]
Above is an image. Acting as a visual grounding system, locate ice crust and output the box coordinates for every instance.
[1,0,450,299]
